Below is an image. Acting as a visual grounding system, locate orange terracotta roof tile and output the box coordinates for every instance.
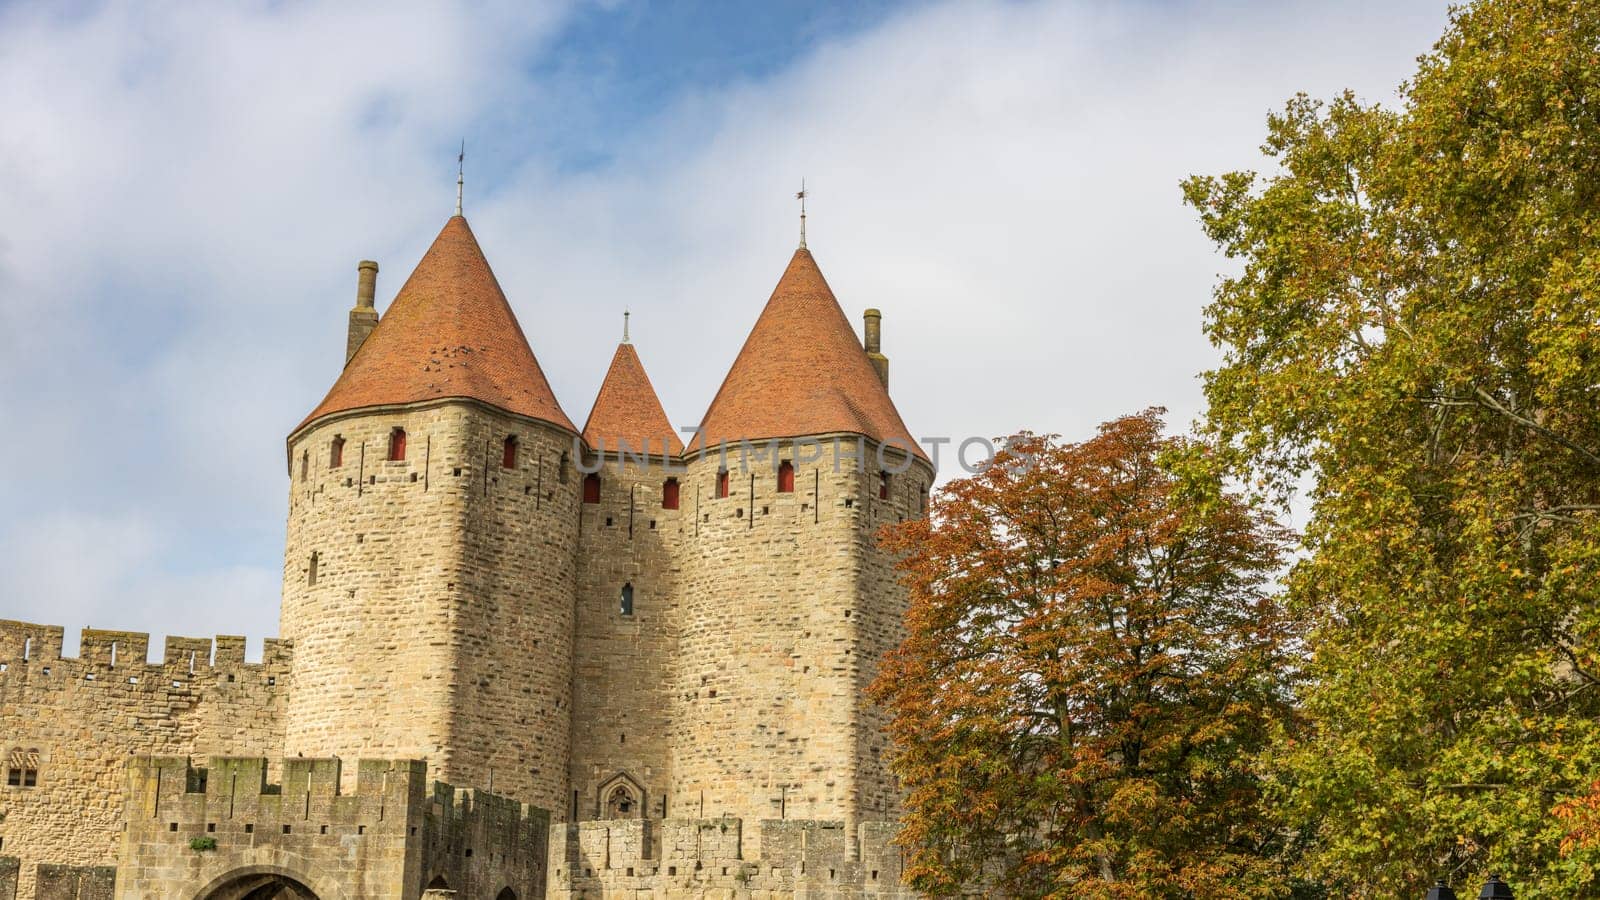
[295,215,576,435]
[696,248,926,462]
[582,342,684,457]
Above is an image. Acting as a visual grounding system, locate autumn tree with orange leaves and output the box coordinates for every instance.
[871,410,1301,898]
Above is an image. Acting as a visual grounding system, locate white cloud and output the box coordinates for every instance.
[476,0,1450,455]
[0,0,1451,647]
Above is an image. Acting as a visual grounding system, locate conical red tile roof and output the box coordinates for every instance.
[583,342,684,457]
[696,248,925,461]
[295,216,576,435]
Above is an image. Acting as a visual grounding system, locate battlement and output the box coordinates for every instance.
[549,817,910,897]
[117,757,548,899]
[125,755,425,832]
[0,620,290,683]
[426,781,550,866]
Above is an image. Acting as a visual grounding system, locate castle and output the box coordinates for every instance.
[0,207,933,899]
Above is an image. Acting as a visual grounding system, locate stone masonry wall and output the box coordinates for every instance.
[281,401,581,814]
[281,405,466,781]
[667,437,932,846]
[852,444,927,819]
[449,407,581,821]
[569,450,681,823]
[117,755,548,900]
[0,623,288,900]
[547,817,912,898]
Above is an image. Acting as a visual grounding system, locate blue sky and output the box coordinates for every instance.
[0,0,1452,656]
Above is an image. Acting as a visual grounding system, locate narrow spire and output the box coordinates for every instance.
[623,308,631,344]
[455,140,465,217]
[796,178,807,249]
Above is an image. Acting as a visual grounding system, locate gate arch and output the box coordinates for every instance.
[196,866,322,900]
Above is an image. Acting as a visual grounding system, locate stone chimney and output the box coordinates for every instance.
[862,308,888,388]
[346,260,380,365]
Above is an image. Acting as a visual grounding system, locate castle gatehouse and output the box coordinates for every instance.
[0,210,931,899]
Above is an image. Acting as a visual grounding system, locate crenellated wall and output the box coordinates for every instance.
[281,400,581,814]
[116,755,548,900]
[547,816,911,898]
[0,622,289,900]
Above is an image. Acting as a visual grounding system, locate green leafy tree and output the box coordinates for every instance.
[871,411,1300,898]
[1183,0,1600,893]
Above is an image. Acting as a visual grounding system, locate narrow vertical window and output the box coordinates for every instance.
[388,427,407,461]
[620,583,634,616]
[879,471,890,500]
[307,551,319,586]
[716,469,730,499]
[919,485,928,514]
[662,478,680,510]
[777,460,795,493]
[502,435,518,469]
[300,450,308,481]
[559,452,571,483]
[583,473,601,504]
[330,436,345,468]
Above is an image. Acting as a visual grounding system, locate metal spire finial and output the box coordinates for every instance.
[455,140,465,216]
[623,308,631,344]
[796,179,807,249]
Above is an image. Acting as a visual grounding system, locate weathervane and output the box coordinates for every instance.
[796,178,807,249]
[455,140,465,216]
[623,309,631,344]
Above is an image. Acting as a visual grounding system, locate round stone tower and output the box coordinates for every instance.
[669,247,935,832]
[280,214,581,813]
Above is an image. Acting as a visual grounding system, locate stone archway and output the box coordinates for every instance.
[198,869,319,900]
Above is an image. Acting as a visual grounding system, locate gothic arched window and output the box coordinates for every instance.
[388,427,407,461]
[605,783,636,819]
[716,468,730,499]
[777,460,795,493]
[620,583,634,616]
[662,477,680,510]
[583,473,601,504]
[502,435,518,469]
[330,436,345,468]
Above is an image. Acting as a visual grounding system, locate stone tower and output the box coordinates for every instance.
[280,214,581,814]
[667,247,935,836]
[568,333,684,821]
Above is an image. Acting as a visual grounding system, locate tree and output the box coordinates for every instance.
[871,411,1298,898]
[1182,0,1600,893]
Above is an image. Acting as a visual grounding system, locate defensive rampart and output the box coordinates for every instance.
[549,816,910,898]
[0,623,289,900]
[117,755,548,900]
